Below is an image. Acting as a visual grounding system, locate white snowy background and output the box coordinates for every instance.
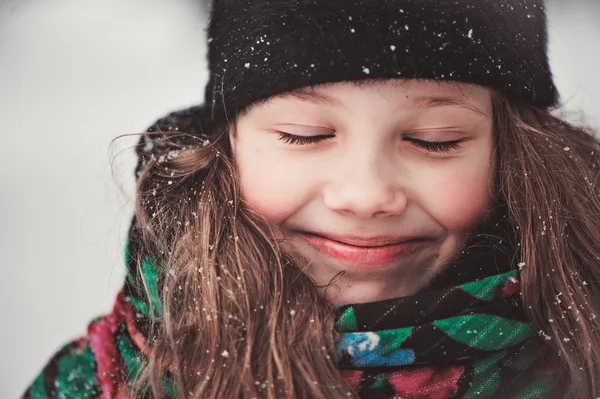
[0,0,598,396]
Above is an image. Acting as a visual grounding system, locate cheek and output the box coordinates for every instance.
[236,146,315,224]
[418,159,493,232]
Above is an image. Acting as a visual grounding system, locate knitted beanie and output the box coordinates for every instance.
[198,0,558,129]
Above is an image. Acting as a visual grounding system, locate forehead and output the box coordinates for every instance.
[248,79,492,117]
[302,79,488,102]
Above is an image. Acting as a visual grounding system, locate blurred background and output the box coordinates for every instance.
[0,0,598,396]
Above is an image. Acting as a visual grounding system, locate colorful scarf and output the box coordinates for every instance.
[333,270,562,398]
[22,213,567,399]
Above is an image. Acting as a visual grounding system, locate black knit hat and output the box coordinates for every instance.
[200,0,558,127]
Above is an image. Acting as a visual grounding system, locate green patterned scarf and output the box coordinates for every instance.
[333,269,563,398]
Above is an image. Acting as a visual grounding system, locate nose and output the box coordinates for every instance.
[322,150,408,219]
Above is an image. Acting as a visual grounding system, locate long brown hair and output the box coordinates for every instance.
[127,92,600,398]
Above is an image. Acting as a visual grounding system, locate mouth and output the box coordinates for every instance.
[305,232,425,247]
[298,232,431,269]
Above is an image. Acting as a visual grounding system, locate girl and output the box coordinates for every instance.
[22,0,600,398]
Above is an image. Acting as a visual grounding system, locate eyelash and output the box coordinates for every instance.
[277,132,463,153]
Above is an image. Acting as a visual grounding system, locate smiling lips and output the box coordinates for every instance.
[299,232,430,268]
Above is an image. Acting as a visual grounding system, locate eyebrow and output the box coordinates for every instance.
[275,88,344,108]
[406,95,487,116]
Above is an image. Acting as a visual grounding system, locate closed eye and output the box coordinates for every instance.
[277,132,334,145]
[404,138,464,153]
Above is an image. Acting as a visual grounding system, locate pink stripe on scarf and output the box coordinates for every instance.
[88,289,127,399]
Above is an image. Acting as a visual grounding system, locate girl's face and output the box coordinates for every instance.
[231,79,495,305]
